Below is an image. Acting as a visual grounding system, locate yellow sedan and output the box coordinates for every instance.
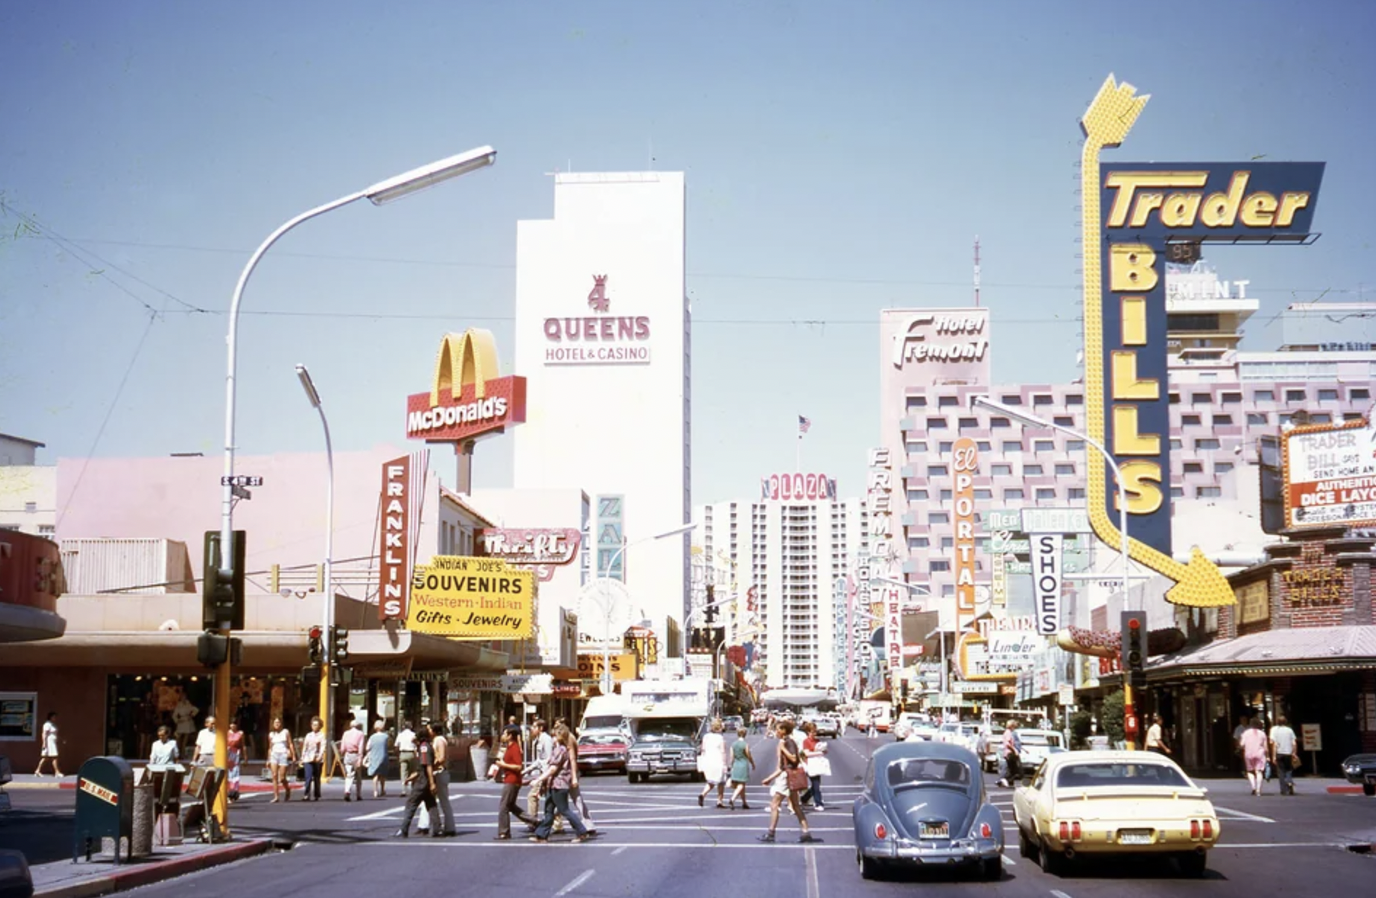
[1011,750,1219,877]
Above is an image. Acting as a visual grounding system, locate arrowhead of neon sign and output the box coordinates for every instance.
[1164,546,1236,608]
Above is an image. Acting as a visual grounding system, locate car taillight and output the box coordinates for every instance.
[1202,819,1213,839]
[1071,822,1081,841]
[1190,820,1200,839]
[875,823,887,840]
[980,822,992,838]
[1058,821,1069,841]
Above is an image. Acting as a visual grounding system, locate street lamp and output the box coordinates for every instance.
[970,395,1130,608]
[214,146,495,834]
[295,363,334,775]
[596,522,697,696]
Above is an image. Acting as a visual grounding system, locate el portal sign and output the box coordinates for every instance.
[1078,74,1323,609]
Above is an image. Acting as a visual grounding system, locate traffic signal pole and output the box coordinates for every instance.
[214,637,232,831]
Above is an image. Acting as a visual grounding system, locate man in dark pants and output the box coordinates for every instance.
[493,726,537,839]
[394,727,439,838]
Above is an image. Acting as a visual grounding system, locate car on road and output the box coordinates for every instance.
[1341,752,1376,795]
[936,722,981,752]
[720,715,745,734]
[1011,750,1219,877]
[891,712,928,741]
[852,741,1004,881]
[810,715,840,738]
[577,731,629,775]
[982,728,1063,775]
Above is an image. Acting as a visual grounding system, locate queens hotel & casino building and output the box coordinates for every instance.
[875,264,1376,774]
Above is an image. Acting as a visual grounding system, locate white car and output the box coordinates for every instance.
[905,725,941,743]
[937,722,981,752]
[892,712,931,741]
[1017,730,1065,771]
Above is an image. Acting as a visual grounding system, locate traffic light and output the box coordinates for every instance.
[1121,610,1147,689]
[308,626,324,665]
[197,632,243,667]
[900,678,909,704]
[331,626,350,663]
[201,530,246,630]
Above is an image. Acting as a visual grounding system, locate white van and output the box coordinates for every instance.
[579,695,629,735]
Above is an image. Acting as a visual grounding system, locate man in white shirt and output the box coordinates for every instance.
[194,717,219,766]
[526,719,555,822]
[1269,714,1299,795]
[396,722,418,789]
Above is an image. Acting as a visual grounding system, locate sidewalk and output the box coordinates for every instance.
[6,775,278,794]
[27,838,276,898]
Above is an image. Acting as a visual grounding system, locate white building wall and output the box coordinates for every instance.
[513,172,689,635]
[0,465,56,537]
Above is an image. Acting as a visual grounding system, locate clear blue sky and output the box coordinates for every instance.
[2,1,1373,507]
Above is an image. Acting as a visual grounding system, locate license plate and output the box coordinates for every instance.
[1117,830,1154,845]
[919,823,949,839]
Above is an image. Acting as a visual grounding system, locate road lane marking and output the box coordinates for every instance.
[1214,805,1275,823]
[1002,855,1016,866]
[611,846,627,856]
[348,805,406,821]
[555,870,595,896]
[805,846,820,898]
[1050,890,1074,898]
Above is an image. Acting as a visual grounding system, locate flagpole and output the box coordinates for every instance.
[796,432,801,472]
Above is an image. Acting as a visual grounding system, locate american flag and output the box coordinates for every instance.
[798,415,812,434]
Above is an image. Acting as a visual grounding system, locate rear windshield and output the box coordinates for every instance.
[886,758,971,788]
[583,715,624,730]
[1055,762,1192,789]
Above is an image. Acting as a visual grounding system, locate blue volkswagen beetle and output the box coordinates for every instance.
[853,741,1004,880]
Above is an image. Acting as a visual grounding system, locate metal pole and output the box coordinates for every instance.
[315,400,335,778]
[216,190,364,837]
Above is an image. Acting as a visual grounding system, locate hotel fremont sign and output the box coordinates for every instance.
[1077,74,1323,609]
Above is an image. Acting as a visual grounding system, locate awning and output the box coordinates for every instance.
[0,628,509,673]
[1144,625,1376,680]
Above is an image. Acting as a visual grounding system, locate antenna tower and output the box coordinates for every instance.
[973,236,982,307]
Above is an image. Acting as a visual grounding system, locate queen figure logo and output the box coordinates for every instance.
[588,274,610,312]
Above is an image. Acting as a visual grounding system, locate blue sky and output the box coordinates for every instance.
[2,0,1373,507]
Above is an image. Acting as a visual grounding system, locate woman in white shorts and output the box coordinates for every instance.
[268,717,296,802]
[756,719,815,844]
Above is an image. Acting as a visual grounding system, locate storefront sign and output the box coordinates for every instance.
[760,472,838,501]
[882,585,903,682]
[351,659,414,679]
[867,447,895,564]
[500,673,554,695]
[1282,567,1344,606]
[891,313,989,367]
[577,652,638,681]
[544,274,652,365]
[951,438,979,633]
[448,675,503,692]
[478,527,581,581]
[949,681,998,695]
[1301,723,1322,752]
[1032,534,1064,636]
[0,692,36,741]
[1078,74,1322,609]
[405,329,527,442]
[1282,418,1376,530]
[596,495,624,580]
[405,556,535,638]
[377,451,428,622]
[1235,580,1270,625]
[1021,507,1092,535]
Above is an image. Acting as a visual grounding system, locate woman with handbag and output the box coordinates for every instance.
[799,721,831,811]
[756,719,816,843]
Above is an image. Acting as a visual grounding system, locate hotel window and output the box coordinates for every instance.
[991,417,1010,428]
[1033,395,1053,406]
[908,440,928,452]
[1066,394,1083,405]
[1067,440,1085,451]
[1024,464,1044,475]
[909,536,930,549]
[930,560,951,573]
[1197,486,1222,498]
[1170,438,1183,450]
[1184,462,1204,474]
[1068,488,1085,500]
[908,489,928,500]
[1311,413,1332,424]
[24,501,36,513]
[974,488,993,500]
[940,490,953,501]
[928,465,948,477]
[942,584,955,597]
[1192,392,1210,404]
[1254,390,1274,401]
[928,417,949,430]
[1170,487,1184,498]
[1246,412,1268,425]
[929,512,949,524]
[938,395,959,407]
[1169,392,1180,404]
[1216,462,1234,474]
[1319,388,1339,401]
[1034,439,1055,452]
[1353,388,1371,400]
[906,396,928,409]
[1055,463,1074,475]
[1036,488,1056,500]
[1004,488,1025,500]
[991,463,1012,476]
[1213,414,1233,425]
[939,441,953,453]
[1054,416,1074,427]
[38,524,55,536]
[1221,391,1242,405]
[1285,389,1306,402]
[1196,438,1221,450]
[1345,412,1366,421]
[977,440,992,451]
[1182,414,1202,426]
[940,537,954,549]
[959,417,978,429]
[1002,440,1021,452]
[1000,394,1022,405]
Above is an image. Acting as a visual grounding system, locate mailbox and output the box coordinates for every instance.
[73,756,134,864]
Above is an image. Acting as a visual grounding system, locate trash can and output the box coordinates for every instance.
[130,775,154,858]
[73,756,135,864]
[469,745,490,780]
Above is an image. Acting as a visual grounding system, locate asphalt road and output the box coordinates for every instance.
[7,732,1375,897]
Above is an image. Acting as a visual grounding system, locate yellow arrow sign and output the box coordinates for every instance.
[1079,75,1234,609]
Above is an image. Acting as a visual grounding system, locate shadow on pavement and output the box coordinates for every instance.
[0,808,74,865]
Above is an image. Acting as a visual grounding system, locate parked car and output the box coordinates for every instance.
[853,742,1004,881]
[811,715,840,738]
[577,731,629,775]
[937,722,981,752]
[1017,729,1065,771]
[1012,751,1219,877]
[1341,752,1376,796]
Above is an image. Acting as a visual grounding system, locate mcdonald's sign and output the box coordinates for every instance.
[405,329,527,443]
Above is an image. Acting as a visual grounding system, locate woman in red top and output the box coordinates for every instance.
[492,726,537,839]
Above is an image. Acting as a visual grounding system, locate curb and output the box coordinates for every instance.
[1326,785,1369,795]
[34,839,275,898]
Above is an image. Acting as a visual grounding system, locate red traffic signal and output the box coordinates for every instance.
[309,626,323,640]
[1128,617,1141,630]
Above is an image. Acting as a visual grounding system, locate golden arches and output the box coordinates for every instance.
[430,328,500,406]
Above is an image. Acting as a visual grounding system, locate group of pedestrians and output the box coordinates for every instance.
[1236,713,1300,796]
[488,717,596,842]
